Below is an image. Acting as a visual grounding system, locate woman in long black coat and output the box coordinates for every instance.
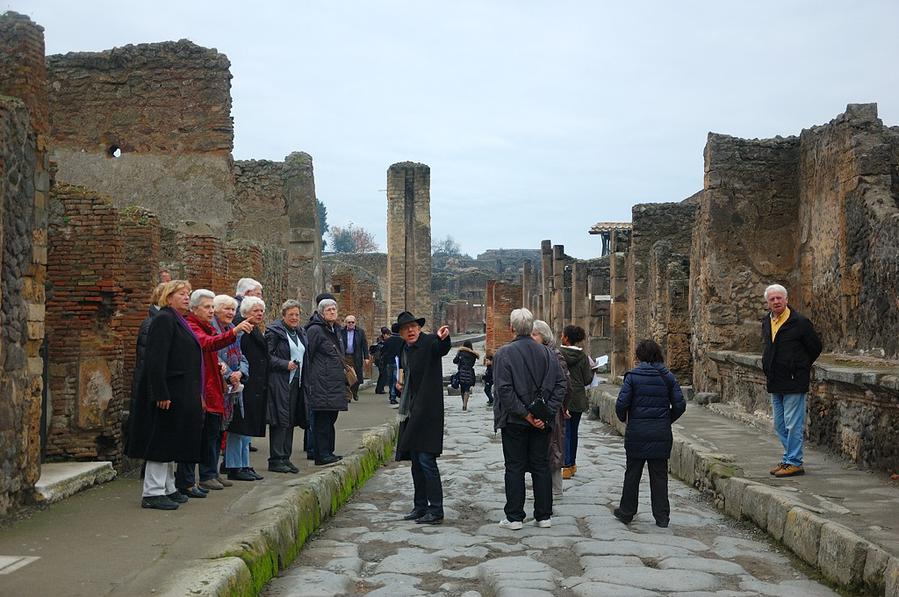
[614,339,686,528]
[304,299,348,465]
[232,296,268,479]
[126,280,202,510]
[265,300,309,473]
[452,340,480,411]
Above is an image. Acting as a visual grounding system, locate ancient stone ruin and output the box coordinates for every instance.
[386,162,432,321]
[525,104,899,474]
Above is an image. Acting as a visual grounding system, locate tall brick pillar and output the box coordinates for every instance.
[386,162,432,323]
[539,240,552,321]
[0,12,50,514]
[284,152,323,313]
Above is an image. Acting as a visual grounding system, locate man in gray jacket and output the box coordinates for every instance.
[493,308,567,530]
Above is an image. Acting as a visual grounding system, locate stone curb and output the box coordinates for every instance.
[590,388,898,597]
[161,420,399,596]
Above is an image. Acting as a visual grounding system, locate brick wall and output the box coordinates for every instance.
[486,280,521,352]
[46,184,126,463]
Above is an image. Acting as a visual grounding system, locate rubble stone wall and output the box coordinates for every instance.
[609,229,631,378]
[46,41,236,234]
[795,104,899,358]
[690,134,801,390]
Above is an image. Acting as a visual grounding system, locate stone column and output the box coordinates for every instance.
[610,229,632,379]
[284,151,323,314]
[521,260,532,312]
[551,244,566,336]
[540,240,552,321]
[386,162,432,322]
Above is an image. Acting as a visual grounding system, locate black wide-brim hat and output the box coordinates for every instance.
[391,311,426,333]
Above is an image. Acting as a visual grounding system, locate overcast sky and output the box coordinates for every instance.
[9,1,899,259]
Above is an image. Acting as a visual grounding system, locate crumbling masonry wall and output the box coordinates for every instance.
[46,41,236,234]
[485,280,521,352]
[627,202,696,382]
[387,162,432,321]
[0,12,50,514]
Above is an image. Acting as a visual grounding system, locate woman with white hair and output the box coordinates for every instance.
[304,298,349,466]
[232,296,269,480]
[179,289,254,496]
[211,295,254,482]
[531,320,572,498]
[233,277,263,325]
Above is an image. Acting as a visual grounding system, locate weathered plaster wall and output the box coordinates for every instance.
[46,40,236,234]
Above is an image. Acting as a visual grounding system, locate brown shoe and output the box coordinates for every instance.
[769,463,786,475]
[216,476,233,487]
[774,464,804,478]
[562,467,574,480]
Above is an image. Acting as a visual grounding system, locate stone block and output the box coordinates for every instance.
[27,302,45,321]
[26,321,44,340]
[681,385,695,400]
[694,392,720,405]
[885,556,899,597]
[765,491,795,542]
[716,476,753,520]
[817,522,869,588]
[26,356,43,376]
[782,507,827,567]
[863,544,890,595]
[740,484,778,529]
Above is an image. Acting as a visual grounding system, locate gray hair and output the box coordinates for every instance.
[240,295,266,317]
[764,284,788,300]
[189,289,215,309]
[213,294,238,311]
[532,319,554,346]
[510,308,534,336]
[281,299,302,316]
[317,298,338,314]
[236,277,262,296]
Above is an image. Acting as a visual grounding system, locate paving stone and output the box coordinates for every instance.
[711,536,789,564]
[580,566,719,592]
[571,581,662,596]
[580,555,645,568]
[658,556,747,576]
[575,539,691,559]
[266,568,352,596]
[365,572,423,587]
[737,578,841,597]
[374,548,442,575]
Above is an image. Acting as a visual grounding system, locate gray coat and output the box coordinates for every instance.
[304,312,349,412]
[493,335,567,431]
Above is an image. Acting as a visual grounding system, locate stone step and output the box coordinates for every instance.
[33,462,116,505]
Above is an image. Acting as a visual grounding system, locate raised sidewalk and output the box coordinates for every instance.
[590,383,899,597]
[0,387,399,597]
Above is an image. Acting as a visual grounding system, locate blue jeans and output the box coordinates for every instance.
[564,411,583,467]
[410,451,443,517]
[225,432,251,469]
[771,393,806,466]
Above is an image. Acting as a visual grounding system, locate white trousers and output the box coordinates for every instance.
[143,461,176,497]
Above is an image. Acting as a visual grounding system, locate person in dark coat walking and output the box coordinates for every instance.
[452,340,480,411]
[614,339,686,528]
[340,315,370,401]
[373,327,392,394]
[394,311,452,525]
[265,300,309,473]
[305,298,349,466]
[493,308,567,530]
[233,296,268,480]
[559,325,592,480]
[126,280,203,511]
[761,284,822,478]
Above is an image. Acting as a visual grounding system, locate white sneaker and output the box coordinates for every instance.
[499,518,523,530]
[536,518,552,528]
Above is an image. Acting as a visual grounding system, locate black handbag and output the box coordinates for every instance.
[518,346,555,425]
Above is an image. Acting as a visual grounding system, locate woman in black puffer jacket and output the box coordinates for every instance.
[614,339,686,528]
[304,298,348,466]
[452,340,480,411]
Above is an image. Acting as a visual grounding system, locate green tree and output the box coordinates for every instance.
[317,199,329,250]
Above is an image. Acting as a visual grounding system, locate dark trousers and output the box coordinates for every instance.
[269,426,295,464]
[386,364,397,401]
[176,412,222,488]
[618,457,670,522]
[410,451,443,517]
[484,381,494,403]
[564,410,583,467]
[501,423,552,522]
[376,363,389,393]
[312,410,338,460]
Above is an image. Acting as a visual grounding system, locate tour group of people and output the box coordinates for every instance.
[400,282,820,530]
[126,276,374,510]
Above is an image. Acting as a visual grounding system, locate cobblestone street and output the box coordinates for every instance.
[265,350,839,597]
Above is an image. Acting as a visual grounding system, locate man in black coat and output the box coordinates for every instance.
[340,314,369,401]
[761,284,822,478]
[493,308,567,530]
[394,311,451,525]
